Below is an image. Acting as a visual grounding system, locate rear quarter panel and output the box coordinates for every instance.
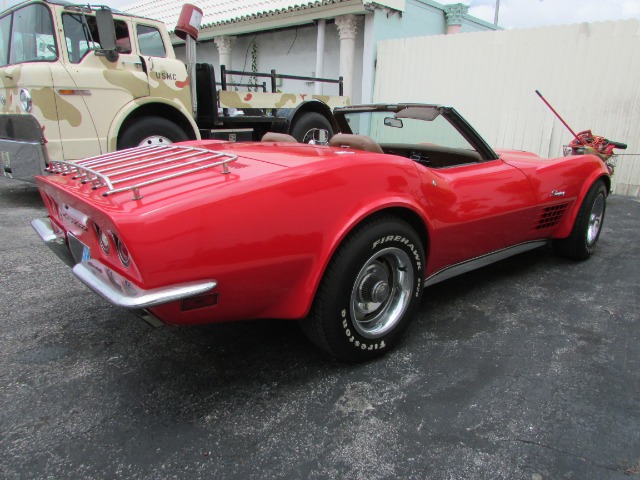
[37,150,430,325]
[145,153,429,324]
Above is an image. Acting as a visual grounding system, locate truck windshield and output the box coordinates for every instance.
[0,3,57,67]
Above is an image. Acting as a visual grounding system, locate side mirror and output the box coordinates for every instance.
[96,8,118,62]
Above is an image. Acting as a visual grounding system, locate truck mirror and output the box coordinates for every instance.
[96,8,118,62]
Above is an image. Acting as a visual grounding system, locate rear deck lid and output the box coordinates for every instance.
[40,140,351,210]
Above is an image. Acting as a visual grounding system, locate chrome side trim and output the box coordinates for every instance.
[424,240,549,287]
[72,259,217,309]
[31,218,75,267]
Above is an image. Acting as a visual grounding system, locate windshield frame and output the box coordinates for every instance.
[333,104,499,161]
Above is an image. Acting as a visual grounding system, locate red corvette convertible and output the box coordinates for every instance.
[32,104,611,361]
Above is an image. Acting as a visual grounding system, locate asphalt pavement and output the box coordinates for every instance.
[1,175,639,479]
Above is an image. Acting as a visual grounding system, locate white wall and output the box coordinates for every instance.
[178,22,362,100]
[374,20,640,197]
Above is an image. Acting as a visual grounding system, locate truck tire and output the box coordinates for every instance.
[301,215,424,362]
[118,116,189,149]
[290,112,333,144]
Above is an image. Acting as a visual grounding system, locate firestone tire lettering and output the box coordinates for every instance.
[342,309,385,351]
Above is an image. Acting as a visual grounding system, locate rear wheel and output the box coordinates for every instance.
[553,180,607,260]
[302,216,424,361]
[117,116,189,149]
[290,112,333,144]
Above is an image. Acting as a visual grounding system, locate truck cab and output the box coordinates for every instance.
[1,1,348,182]
[0,0,198,181]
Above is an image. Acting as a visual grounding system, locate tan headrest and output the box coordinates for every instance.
[261,132,298,143]
[328,133,383,154]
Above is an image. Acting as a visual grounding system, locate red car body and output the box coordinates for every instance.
[33,104,611,360]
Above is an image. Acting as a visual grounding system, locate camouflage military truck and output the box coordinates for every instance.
[0,1,349,182]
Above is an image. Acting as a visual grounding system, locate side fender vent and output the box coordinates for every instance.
[532,203,569,231]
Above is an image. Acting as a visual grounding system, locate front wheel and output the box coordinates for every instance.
[117,116,189,150]
[553,180,607,260]
[302,216,425,361]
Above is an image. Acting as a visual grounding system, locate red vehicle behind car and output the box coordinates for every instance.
[33,104,613,361]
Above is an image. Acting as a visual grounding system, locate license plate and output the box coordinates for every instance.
[68,232,90,264]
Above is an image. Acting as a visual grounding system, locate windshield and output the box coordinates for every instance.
[341,107,476,151]
[0,3,57,67]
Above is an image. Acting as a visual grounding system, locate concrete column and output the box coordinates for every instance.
[360,13,375,105]
[214,36,236,83]
[315,19,326,95]
[335,14,359,100]
[444,3,468,34]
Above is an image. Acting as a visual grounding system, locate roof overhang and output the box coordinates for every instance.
[196,0,372,40]
[121,0,405,44]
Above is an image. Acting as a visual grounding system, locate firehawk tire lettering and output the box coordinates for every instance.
[373,235,422,270]
[301,215,425,362]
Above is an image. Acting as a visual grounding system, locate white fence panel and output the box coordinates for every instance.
[374,20,640,196]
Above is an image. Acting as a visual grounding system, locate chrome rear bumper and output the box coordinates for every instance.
[73,260,216,309]
[31,218,75,267]
[32,217,217,308]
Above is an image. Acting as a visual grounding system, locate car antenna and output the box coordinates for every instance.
[535,90,584,145]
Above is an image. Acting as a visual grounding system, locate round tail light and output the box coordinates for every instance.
[114,235,131,268]
[95,226,111,255]
[98,230,111,255]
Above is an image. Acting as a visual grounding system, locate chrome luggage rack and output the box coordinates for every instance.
[47,145,238,200]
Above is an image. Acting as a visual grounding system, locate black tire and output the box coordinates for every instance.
[553,180,607,260]
[302,216,425,361]
[117,116,189,149]
[290,112,333,144]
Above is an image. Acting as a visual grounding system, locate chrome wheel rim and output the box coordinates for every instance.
[302,128,330,145]
[138,135,172,146]
[350,247,413,339]
[586,193,605,246]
